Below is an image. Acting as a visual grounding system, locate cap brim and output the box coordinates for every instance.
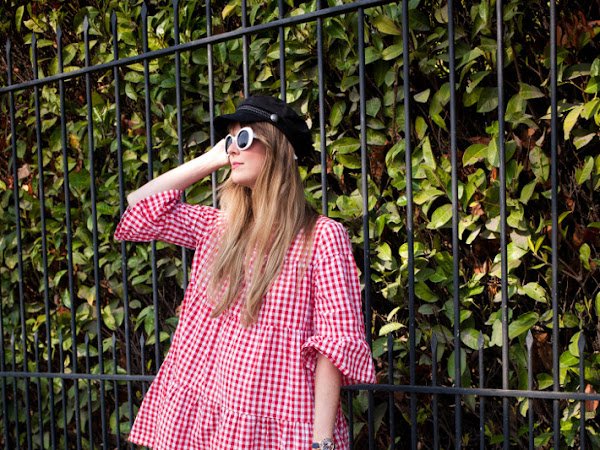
[213,110,265,139]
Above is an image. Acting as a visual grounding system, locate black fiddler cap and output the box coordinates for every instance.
[213,95,314,159]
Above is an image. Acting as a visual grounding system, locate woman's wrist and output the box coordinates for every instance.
[311,438,335,449]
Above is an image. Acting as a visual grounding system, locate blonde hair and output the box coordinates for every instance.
[208,121,318,326]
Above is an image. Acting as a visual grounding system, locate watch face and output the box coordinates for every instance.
[320,438,335,450]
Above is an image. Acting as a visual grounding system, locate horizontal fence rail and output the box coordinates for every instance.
[2,0,600,449]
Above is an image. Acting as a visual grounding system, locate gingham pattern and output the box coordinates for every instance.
[114,190,376,450]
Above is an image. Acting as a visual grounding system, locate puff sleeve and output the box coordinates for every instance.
[301,219,376,386]
[114,189,217,250]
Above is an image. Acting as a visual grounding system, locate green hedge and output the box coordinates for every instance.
[1,0,599,447]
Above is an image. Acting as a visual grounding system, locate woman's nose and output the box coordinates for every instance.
[227,141,240,156]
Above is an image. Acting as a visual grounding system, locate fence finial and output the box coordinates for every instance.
[526,330,533,351]
[578,332,585,356]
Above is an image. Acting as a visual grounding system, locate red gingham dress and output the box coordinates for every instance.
[114,190,376,450]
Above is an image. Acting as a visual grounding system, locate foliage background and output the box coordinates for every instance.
[1,0,600,448]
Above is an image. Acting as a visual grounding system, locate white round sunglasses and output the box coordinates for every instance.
[224,126,298,159]
[224,127,258,155]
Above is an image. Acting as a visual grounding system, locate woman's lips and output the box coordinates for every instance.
[231,162,243,168]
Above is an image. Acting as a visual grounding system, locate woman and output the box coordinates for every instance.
[115,96,376,450]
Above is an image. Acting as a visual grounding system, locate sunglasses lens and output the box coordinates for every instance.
[237,129,251,150]
[225,135,233,153]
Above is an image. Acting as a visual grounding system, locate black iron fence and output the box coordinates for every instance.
[2,0,600,448]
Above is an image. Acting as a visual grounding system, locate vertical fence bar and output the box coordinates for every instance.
[431,333,439,450]
[85,335,93,449]
[112,335,122,450]
[241,0,249,97]
[387,333,395,449]
[141,3,162,369]
[401,0,417,447]
[357,8,374,449]
[11,334,21,450]
[346,390,354,449]
[447,0,462,445]
[206,1,218,204]
[58,333,68,449]
[111,14,135,449]
[32,33,58,448]
[140,335,148,396]
[57,24,83,449]
[316,0,327,216]
[549,0,560,447]
[7,39,33,450]
[478,332,485,450]
[0,283,9,448]
[527,331,534,449]
[83,17,108,448]
[495,0,510,448]
[579,333,585,449]
[34,333,43,449]
[278,0,286,99]
[172,0,190,293]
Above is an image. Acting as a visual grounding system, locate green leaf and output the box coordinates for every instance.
[477,87,498,113]
[462,143,488,166]
[518,83,545,99]
[529,146,550,182]
[415,116,427,140]
[414,188,444,205]
[382,44,403,60]
[563,105,583,140]
[585,77,600,94]
[592,58,600,77]
[427,204,453,229]
[522,282,547,303]
[519,180,536,204]
[336,154,362,169]
[125,82,138,101]
[414,89,430,103]
[572,131,595,150]
[582,98,600,119]
[448,348,467,380]
[16,5,25,32]
[364,47,381,64]
[222,3,237,18]
[508,312,539,339]
[559,350,578,367]
[366,98,381,117]
[536,373,553,390]
[506,242,528,263]
[415,282,439,303]
[430,83,450,115]
[340,76,360,91]
[461,328,484,350]
[379,322,405,336]
[329,102,346,128]
[331,137,360,154]
[580,243,591,270]
[575,156,594,185]
[372,15,401,35]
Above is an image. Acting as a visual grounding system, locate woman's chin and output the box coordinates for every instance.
[231,175,256,189]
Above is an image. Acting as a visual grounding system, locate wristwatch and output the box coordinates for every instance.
[311,438,335,449]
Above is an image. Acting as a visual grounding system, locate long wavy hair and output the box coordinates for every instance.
[207,121,318,326]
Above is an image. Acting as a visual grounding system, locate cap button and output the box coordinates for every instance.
[270,114,279,122]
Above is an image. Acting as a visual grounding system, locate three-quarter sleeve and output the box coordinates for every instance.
[114,189,218,250]
[301,220,376,386]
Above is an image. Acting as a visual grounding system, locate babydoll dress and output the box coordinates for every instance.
[114,190,376,450]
